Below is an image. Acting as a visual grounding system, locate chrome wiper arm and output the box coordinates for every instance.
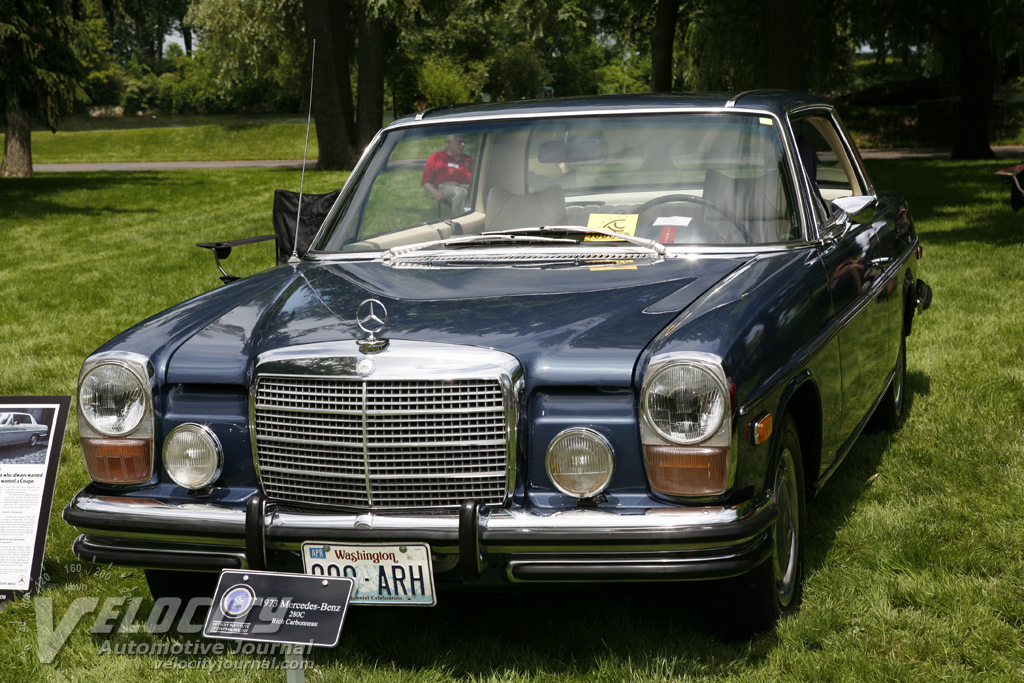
[493,225,667,255]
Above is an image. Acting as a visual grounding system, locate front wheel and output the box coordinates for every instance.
[871,335,907,431]
[707,414,806,640]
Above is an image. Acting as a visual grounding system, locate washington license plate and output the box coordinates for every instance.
[301,542,436,606]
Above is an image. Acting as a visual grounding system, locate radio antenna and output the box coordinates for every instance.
[290,38,316,264]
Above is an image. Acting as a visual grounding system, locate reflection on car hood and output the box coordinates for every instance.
[166,255,751,389]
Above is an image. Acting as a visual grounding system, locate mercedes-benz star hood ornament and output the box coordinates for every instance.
[356,298,389,354]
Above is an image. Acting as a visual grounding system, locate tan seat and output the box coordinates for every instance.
[484,185,568,231]
[703,170,793,243]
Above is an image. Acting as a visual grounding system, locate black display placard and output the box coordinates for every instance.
[203,569,354,647]
[0,396,70,603]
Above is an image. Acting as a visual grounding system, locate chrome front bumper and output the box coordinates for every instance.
[63,490,777,583]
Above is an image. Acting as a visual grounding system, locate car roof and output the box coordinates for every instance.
[392,91,830,127]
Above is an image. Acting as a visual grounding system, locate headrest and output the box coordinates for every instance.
[484,185,568,231]
[703,170,786,223]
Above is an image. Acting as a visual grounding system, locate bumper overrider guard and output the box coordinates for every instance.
[63,490,778,583]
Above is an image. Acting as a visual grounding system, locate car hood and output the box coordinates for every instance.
[166,255,751,389]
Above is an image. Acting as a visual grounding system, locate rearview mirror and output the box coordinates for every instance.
[538,138,605,163]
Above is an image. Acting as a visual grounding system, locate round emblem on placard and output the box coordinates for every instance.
[221,584,256,618]
[356,357,376,377]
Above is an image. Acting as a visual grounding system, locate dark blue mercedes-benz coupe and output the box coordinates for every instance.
[64,92,931,637]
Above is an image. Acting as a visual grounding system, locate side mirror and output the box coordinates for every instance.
[830,194,877,227]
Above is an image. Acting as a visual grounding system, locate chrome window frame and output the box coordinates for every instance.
[307,106,815,259]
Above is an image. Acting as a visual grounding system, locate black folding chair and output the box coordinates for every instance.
[996,162,1024,247]
[196,189,341,283]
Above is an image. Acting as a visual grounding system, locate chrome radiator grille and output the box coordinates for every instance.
[253,373,512,509]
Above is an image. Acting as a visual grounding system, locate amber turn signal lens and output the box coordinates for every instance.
[82,437,153,484]
[747,412,773,446]
[644,445,728,496]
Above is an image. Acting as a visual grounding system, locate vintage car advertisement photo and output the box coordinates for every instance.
[0,397,69,601]
[0,406,53,464]
[63,92,931,639]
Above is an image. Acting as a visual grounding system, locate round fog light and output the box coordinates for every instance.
[546,428,615,498]
[164,424,223,490]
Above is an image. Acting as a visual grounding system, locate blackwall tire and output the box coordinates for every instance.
[873,335,907,431]
[707,413,806,640]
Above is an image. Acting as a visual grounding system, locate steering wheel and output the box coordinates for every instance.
[633,194,751,243]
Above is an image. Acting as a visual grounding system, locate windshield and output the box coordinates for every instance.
[315,113,800,253]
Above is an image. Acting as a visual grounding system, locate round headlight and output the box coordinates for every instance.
[642,363,727,444]
[79,362,148,436]
[546,428,615,498]
[163,424,223,490]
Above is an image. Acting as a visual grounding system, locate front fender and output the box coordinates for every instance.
[635,247,840,494]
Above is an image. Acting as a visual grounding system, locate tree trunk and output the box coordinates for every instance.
[1,95,33,178]
[303,0,359,170]
[650,0,679,93]
[951,24,995,160]
[761,0,806,91]
[356,3,385,148]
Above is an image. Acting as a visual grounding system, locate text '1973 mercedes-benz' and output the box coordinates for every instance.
[64,92,931,638]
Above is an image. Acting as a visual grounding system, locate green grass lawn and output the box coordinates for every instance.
[6,119,317,163]
[1,159,1023,681]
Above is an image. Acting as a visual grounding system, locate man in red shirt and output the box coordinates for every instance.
[421,134,473,213]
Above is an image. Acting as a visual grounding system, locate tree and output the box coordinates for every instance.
[761,0,805,91]
[1,0,85,177]
[185,0,307,102]
[649,0,680,92]
[851,0,1024,159]
[302,0,359,170]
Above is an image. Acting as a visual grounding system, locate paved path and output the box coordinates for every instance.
[30,146,1024,173]
[33,159,305,172]
[860,145,1024,160]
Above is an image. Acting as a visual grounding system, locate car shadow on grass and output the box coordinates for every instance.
[323,582,767,678]
[298,379,929,676]
[803,368,931,576]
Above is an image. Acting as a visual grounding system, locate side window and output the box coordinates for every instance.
[793,116,862,207]
[360,134,482,238]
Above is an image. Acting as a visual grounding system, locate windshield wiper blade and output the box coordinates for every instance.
[383,224,666,262]
[383,232,577,261]
[490,225,666,255]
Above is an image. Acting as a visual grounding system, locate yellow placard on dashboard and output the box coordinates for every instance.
[588,259,638,271]
[584,213,638,240]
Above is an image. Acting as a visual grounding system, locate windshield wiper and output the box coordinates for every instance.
[383,224,665,261]
[383,232,578,261]
[493,225,666,255]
